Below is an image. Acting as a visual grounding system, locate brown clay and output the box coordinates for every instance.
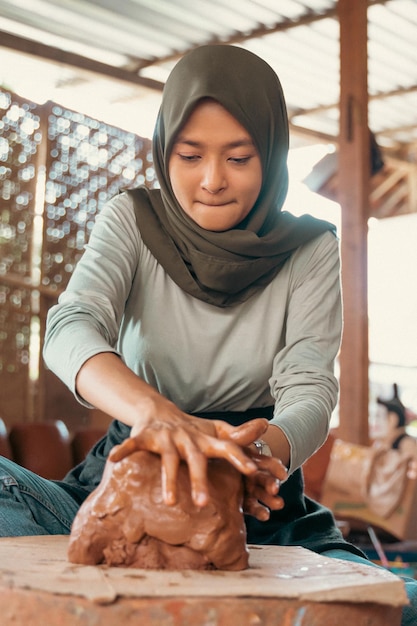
[68,451,249,570]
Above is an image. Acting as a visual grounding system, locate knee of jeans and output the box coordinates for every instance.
[0,475,23,507]
[0,458,31,491]
[0,474,18,490]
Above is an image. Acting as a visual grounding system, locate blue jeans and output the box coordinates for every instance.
[1,457,416,625]
[0,457,79,535]
[323,549,417,626]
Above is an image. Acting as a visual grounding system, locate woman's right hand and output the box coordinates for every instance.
[76,352,284,513]
[109,400,271,508]
[76,353,262,507]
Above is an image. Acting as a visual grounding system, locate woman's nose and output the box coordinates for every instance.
[201,161,226,193]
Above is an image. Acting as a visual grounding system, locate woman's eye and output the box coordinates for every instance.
[229,156,251,164]
[178,153,200,161]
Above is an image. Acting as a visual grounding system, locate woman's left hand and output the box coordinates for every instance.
[241,451,287,520]
[221,422,288,520]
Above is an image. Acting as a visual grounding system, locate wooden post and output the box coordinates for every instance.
[337,0,370,444]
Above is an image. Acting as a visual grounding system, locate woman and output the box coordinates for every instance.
[1,44,416,623]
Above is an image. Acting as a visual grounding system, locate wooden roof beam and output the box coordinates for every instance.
[0,31,165,91]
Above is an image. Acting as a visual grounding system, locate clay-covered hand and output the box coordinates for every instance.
[218,420,288,520]
[109,411,270,508]
[240,452,287,521]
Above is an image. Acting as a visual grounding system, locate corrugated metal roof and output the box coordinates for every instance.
[0,0,416,158]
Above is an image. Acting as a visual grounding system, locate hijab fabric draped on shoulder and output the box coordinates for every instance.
[128,44,335,307]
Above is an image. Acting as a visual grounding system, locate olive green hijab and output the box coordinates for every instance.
[128,44,335,307]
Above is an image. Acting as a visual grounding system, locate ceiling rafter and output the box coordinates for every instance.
[0,31,165,91]
[0,0,415,163]
[134,0,392,71]
[134,6,339,71]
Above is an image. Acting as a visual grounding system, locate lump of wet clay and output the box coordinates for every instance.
[68,450,249,571]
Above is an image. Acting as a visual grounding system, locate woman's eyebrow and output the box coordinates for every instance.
[174,137,256,148]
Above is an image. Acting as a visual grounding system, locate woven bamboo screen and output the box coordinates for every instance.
[0,89,156,427]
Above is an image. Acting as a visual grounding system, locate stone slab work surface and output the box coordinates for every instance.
[0,536,408,626]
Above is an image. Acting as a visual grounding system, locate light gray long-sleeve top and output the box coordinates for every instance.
[43,192,342,474]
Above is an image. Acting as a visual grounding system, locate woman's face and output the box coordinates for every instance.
[168,100,262,231]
